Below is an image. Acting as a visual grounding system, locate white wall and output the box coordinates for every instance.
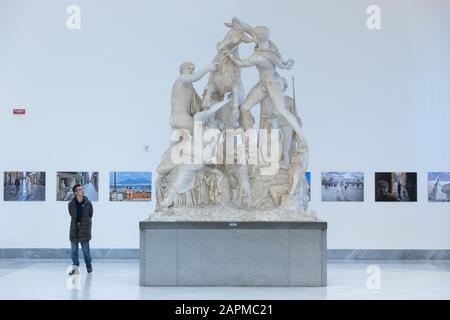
[0,0,449,249]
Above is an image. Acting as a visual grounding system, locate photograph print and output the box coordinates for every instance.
[109,172,152,201]
[57,172,99,201]
[305,171,311,201]
[321,172,364,202]
[428,172,450,202]
[4,171,46,201]
[375,172,417,202]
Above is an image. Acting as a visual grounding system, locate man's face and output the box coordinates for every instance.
[182,64,195,75]
[254,26,269,43]
[185,65,195,74]
[75,186,84,197]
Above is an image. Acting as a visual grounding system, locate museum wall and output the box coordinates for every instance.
[0,0,449,249]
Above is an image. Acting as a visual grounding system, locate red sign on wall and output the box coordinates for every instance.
[13,108,26,115]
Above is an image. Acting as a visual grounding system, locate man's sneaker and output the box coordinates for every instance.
[68,265,80,276]
[87,265,93,273]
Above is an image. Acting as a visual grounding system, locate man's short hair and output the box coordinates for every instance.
[253,26,270,42]
[179,61,195,74]
[72,184,82,193]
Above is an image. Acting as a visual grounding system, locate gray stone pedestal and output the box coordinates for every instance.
[139,220,327,286]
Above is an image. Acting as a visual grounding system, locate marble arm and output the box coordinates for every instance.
[277,58,295,70]
[194,93,231,122]
[180,65,214,84]
[229,53,258,68]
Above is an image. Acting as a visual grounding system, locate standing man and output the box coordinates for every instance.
[14,177,20,193]
[68,184,93,275]
[397,180,402,200]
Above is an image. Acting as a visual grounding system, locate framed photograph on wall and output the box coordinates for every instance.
[428,172,450,202]
[3,171,46,201]
[321,172,364,202]
[109,172,152,201]
[305,171,311,201]
[375,172,417,202]
[57,172,99,201]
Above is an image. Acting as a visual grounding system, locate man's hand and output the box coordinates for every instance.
[180,63,219,84]
[284,59,295,70]
[208,63,220,72]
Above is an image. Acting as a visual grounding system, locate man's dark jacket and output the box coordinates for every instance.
[68,196,93,243]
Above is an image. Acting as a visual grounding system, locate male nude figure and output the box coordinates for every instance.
[170,61,219,133]
[260,77,303,167]
[227,18,303,140]
[158,61,219,177]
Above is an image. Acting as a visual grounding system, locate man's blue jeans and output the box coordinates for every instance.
[71,241,92,267]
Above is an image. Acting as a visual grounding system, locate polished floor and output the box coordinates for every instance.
[0,259,449,299]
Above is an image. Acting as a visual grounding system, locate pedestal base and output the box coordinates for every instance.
[139,220,327,286]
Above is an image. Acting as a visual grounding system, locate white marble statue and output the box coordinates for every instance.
[203,18,253,129]
[152,17,314,221]
[227,18,301,139]
[156,61,217,178]
[259,77,305,168]
[169,61,219,133]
